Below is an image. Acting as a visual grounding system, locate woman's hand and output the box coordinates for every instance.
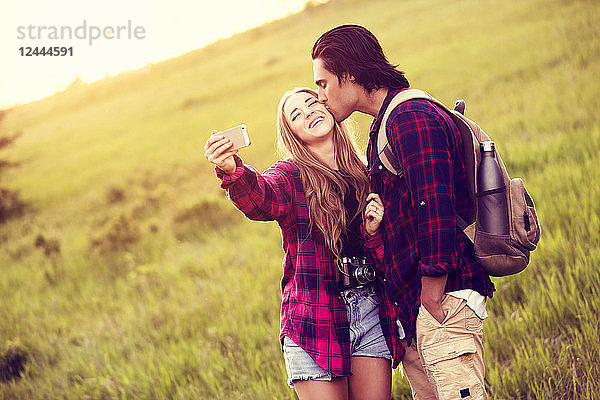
[204,131,238,175]
[364,193,384,236]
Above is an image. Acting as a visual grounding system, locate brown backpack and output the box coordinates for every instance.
[377,89,541,276]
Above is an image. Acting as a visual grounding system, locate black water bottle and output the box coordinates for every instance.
[477,141,509,235]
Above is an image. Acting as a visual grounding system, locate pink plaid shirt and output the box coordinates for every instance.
[216,155,403,376]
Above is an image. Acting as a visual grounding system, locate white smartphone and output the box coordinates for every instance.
[216,124,251,150]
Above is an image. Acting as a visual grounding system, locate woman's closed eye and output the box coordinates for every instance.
[289,99,319,122]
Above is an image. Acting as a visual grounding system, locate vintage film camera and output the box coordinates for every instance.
[338,256,377,290]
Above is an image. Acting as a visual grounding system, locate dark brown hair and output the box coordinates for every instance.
[312,24,409,92]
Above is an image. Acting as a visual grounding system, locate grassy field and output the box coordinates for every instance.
[1,0,599,398]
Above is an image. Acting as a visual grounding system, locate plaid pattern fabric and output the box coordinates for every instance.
[366,89,495,347]
[216,155,403,376]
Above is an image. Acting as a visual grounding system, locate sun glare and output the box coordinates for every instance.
[0,0,314,108]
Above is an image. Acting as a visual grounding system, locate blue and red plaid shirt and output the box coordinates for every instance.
[216,155,403,376]
[366,88,495,347]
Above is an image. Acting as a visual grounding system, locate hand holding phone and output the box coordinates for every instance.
[204,124,250,175]
[216,124,251,150]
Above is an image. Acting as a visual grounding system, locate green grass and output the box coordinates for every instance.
[1,0,599,398]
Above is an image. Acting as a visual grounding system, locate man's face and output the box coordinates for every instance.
[313,58,359,122]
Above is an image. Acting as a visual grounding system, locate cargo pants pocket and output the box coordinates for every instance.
[421,336,486,400]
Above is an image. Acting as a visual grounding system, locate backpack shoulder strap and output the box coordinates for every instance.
[377,89,436,175]
[377,89,479,240]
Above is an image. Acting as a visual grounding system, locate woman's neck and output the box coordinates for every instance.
[308,138,337,170]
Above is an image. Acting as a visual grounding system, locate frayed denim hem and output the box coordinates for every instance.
[287,372,334,388]
[351,352,392,361]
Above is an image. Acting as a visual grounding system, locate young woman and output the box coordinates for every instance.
[204,87,403,400]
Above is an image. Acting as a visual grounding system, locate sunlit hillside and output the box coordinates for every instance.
[1,0,599,398]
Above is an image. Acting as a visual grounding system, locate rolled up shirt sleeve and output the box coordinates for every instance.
[387,110,457,276]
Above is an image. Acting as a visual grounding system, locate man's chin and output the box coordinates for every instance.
[333,110,352,123]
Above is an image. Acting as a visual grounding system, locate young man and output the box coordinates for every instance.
[311,25,495,399]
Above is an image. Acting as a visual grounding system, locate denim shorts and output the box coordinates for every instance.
[282,286,392,388]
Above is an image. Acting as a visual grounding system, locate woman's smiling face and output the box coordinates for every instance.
[283,91,335,147]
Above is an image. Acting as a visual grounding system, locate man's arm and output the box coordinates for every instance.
[387,107,458,323]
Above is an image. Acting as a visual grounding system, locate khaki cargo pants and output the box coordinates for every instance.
[401,295,487,400]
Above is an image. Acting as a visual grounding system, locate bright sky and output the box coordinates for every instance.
[0,0,315,108]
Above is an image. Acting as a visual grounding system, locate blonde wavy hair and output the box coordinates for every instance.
[277,87,370,260]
